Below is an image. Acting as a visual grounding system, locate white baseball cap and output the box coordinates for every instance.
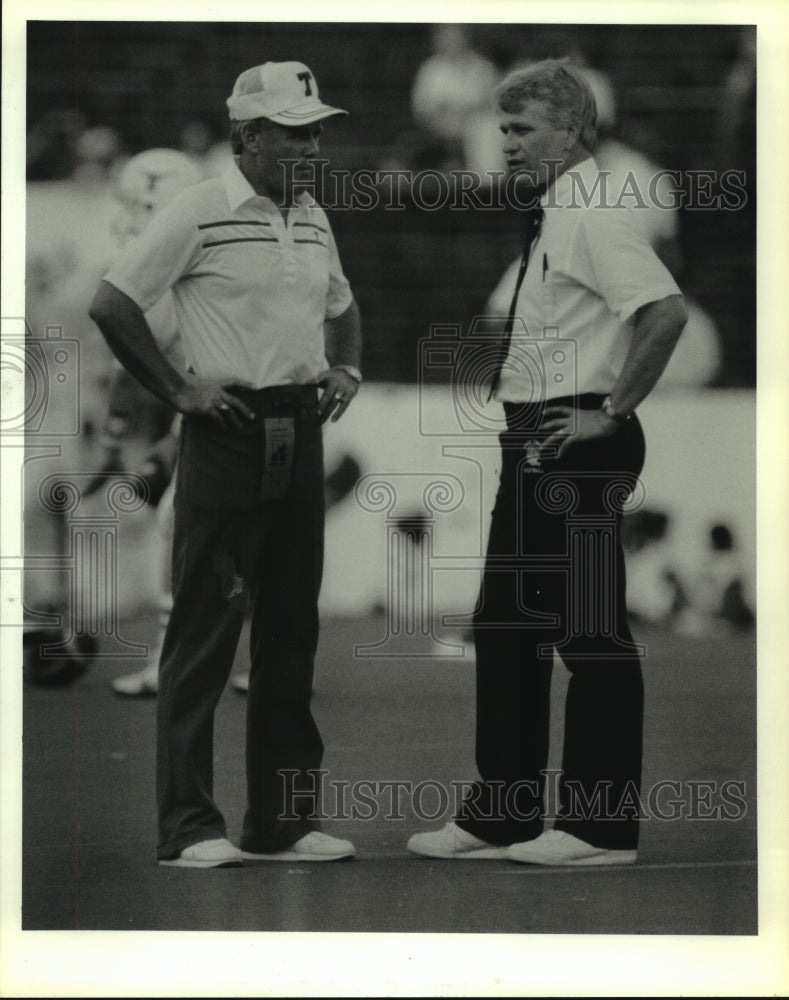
[226,61,347,125]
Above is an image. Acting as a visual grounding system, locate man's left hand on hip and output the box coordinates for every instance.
[539,405,618,459]
[315,368,360,424]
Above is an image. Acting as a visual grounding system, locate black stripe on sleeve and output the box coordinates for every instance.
[294,221,328,234]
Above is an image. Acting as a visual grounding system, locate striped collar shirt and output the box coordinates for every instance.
[104,158,353,388]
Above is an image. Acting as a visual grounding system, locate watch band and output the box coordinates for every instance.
[601,395,631,424]
[333,364,363,384]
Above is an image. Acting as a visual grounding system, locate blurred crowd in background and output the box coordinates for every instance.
[25,21,755,383]
[20,21,756,685]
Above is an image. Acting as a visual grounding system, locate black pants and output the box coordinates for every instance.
[458,395,646,849]
[156,386,325,860]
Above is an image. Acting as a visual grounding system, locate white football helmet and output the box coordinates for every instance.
[112,148,202,244]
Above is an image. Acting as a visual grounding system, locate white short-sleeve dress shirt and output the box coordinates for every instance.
[490,157,681,404]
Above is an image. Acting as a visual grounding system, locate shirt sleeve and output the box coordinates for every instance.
[145,291,186,373]
[321,211,354,319]
[102,196,202,313]
[569,205,682,322]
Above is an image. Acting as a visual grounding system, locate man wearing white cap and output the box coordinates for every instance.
[90,62,362,867]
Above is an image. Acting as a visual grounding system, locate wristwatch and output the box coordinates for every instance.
[334,364,363,384]
[601,395,632,424]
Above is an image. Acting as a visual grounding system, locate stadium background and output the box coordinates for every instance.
[16,19,760,943]
[24,19,757,619]
[26,20,755,384]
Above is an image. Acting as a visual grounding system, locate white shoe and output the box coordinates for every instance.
[241,831,356,862]
[507,830,637,867]
[407,822,508,860]
[159,837,244,868]
[112,660,159,696]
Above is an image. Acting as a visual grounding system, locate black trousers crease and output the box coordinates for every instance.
[458,397,646,849]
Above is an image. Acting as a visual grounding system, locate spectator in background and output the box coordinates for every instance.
[73,125,126,187]
[714,26,756,183]
[579,68,681,261]
[410,24,504,178]
[26,119,128,417]
[26,118,127,283]
[27,123,127,281]
[178,118,234,179]
[584,66,724,390]
[710,27,756,385]
[92,148,204,697]
[178,119,215,168]
[621,509,686,627]
[23,118,131,684]
[26,108,87,181]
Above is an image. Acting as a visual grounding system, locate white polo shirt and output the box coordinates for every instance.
[491,156,681,404]
[104,159,353,388]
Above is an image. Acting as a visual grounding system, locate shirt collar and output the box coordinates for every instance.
[541,156,599,210]
[222,158,257,211]
[222,158,316,213]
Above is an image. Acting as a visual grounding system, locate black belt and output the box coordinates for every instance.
[231,383,319,417]
[503,393,607,432]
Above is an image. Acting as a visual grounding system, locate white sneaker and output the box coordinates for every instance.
[159,837,244,868]
[112,660,159,696]
[507,830,637,867]
[407,822,508,860]
[241,831,356,862]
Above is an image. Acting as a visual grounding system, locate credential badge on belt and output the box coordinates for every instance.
[260,417,295,499]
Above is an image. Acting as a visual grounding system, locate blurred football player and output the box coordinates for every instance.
[93,149,202,695]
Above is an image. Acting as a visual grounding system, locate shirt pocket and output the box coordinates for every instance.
[537,253,558,328]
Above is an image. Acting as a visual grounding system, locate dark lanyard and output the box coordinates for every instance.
[488,202,544,400]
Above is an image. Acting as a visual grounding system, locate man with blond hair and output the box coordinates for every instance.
[408,59,687,866]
